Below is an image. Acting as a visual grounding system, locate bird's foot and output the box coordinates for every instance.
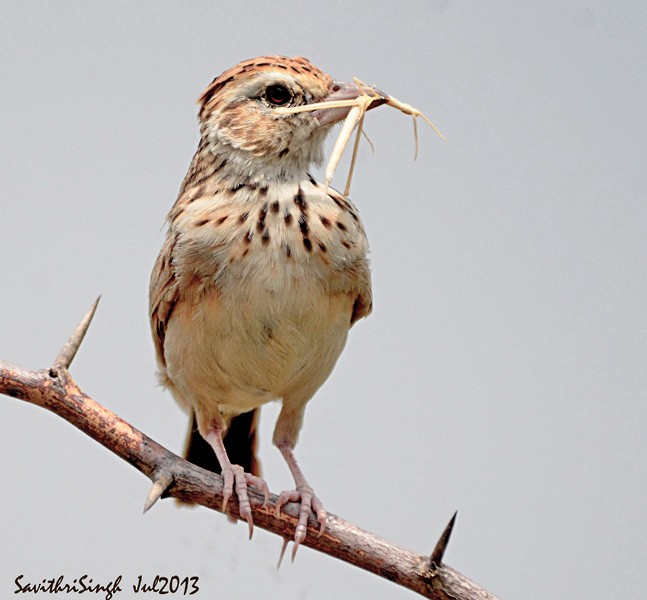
[221,464,269,539]
[275,484,327,557]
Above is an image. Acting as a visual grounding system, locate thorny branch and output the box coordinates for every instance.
[0,300,498,600]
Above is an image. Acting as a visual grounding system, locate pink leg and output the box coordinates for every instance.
[204,422,269,539]
[275,442,327,557]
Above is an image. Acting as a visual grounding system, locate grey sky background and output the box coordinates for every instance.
[1,2,646,598]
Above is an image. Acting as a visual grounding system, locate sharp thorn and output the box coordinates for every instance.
[53,296,101,370]
[429,511,458,568]
[143,471,173,513]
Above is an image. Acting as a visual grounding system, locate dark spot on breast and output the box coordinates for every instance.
[257,204,268,231]
[349,211,359,222]
[341,240,351,249]
[271,201,280,213]
[279,148,289,158]
[239,212,249,223]
[298,214,309,235]
[195,218,209,227]
[242,248,249,257]
[336,221,347,231]
[307,173,317,186]
[284,210,293,225]
[294,188,307,212]
[261,230,270,245]
[330,194,345,209]
[260,187,268,197]
[319,215,332,228]
[303,238,312,252]
[232,183,245,192]
[216,215,228,225]
[318,242,327,252]
[262,321,275,340]
[285,244,292,258]
[244,230,253,244]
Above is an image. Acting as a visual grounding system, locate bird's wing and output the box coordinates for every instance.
[325,187,373,326]
[349,254,372,325]
[149,232,180,368]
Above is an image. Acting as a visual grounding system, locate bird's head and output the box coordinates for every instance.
[197,55,384,183]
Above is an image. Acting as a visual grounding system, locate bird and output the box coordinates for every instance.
[149,55,385,548]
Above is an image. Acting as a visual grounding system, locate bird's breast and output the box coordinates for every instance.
[174,178,368,301]
[163,179,368,409]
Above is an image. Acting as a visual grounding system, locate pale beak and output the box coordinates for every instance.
[313,81,387,127]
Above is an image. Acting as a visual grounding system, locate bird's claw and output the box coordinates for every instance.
[221,464,269,539]
[275,484,327,558]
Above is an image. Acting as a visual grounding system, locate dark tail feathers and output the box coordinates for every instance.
[184,410,260,476]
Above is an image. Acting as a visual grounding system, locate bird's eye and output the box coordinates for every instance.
[265,84,292,107]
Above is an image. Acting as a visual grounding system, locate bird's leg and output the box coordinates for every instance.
[275,442,327,539]
[202,419,269,538]
[272,402,327,557]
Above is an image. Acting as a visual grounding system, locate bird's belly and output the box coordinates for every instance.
[164,269,352,415]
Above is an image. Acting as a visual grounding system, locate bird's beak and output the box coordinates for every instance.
[313,81,388,127]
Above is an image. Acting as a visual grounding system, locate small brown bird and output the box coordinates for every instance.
[149,56,384,547]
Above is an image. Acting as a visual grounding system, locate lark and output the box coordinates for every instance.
[149,56,385,548]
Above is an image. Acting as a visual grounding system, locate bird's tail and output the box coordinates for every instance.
[184,409,261,477]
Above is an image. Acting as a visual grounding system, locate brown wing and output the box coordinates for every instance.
[324,188,373,327]
[149,232,179,368]
[348,255,372,326]
[351,291,372,325]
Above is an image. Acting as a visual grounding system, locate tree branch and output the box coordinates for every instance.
[0,302,498,600]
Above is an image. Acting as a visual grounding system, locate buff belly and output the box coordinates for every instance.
[163,281,351,418]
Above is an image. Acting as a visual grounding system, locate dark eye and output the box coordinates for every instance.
[265,84,292,107]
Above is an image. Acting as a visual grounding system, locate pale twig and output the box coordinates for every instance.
[276,80,444,193]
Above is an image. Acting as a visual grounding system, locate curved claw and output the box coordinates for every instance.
[246,515,254,540]
[311,495,327,537]
[274,485,328,558]
[275,489,302,518]
[251,475,270,507]
[277,538,290,570]
[220,465,268,539]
